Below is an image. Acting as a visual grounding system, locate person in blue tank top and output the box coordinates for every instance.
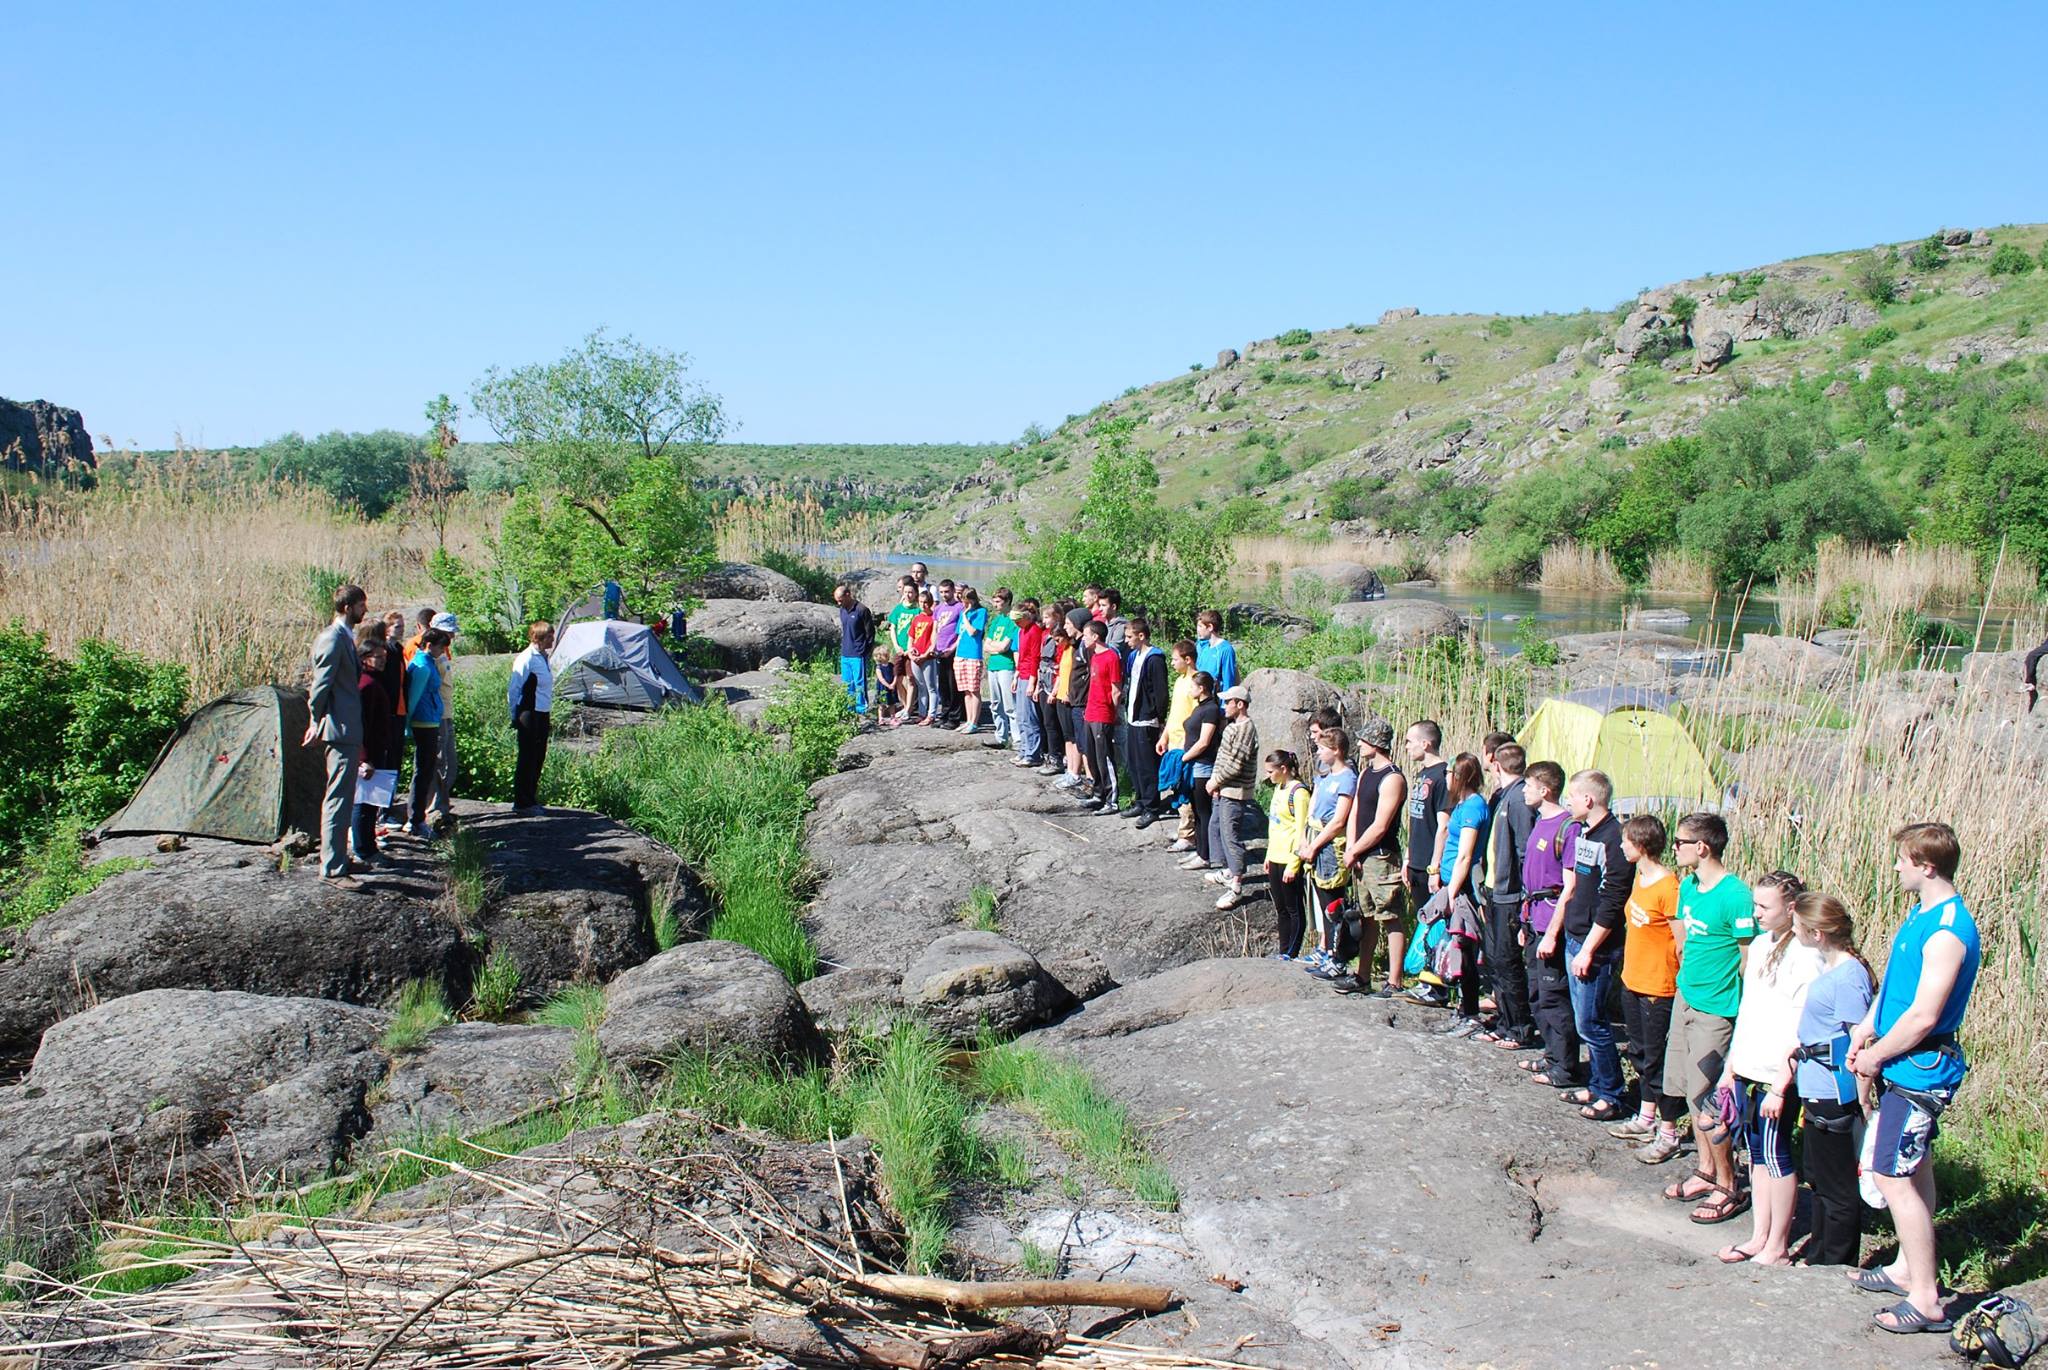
[1846,821,1981,1337]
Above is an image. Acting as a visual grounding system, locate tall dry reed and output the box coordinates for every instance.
[1778,537,2002,636]
[1645,548,1715,596]
[714,490,884,567]
[1225,532,1475,588]
[1536,540,1626,593]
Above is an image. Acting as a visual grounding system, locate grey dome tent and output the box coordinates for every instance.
[552,619,702,709]
[102,686,325,843]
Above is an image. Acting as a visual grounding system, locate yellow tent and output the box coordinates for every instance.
[1517,687,1721,814]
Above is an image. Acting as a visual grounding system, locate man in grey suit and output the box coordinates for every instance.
[308,584,369,887]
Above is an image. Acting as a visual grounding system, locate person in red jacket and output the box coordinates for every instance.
[352,625,401,869]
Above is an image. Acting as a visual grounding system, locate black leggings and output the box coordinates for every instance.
[1269,861,1307,957]
[1189,784,1215,862]
[1801,1097,1864,1265]
[1620,988,1674,1108]
[408,725,440,831]
[1037,695,1062,757]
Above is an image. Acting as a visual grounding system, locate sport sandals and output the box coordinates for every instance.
[1874,1301,1952,1335]
[1850,1267,1910,1297]
[1689,1188,1752,1225]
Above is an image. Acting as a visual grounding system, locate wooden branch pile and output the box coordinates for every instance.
[0,1145,1232,1369]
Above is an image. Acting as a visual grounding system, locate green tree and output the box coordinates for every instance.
[1668,294,1699,345]
[1471,458,1618,583]
[259,429,423,517]
[1586,438,1700,580]
[1023,418,1232,633]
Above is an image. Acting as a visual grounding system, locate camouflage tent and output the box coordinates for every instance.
[102,686,325,843]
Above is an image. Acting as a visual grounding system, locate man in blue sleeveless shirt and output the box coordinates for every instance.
[1847,821,1981,1336]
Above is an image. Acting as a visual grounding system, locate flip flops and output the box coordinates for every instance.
[1873,1301,1951,1334]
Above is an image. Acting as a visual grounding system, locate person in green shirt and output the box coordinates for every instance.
[1655,812,1758,1215]
[983,587,1021,749]
[882,579,920,727]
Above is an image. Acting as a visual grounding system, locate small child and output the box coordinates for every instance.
[1264,750,1311,960]
[1613,815,1683,1151]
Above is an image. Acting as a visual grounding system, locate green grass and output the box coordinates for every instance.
[958,885,1000,932]
[445,827,491,922]
[1930,1113,2048,1290]
[1,821,146,933]
[469,947,521,1020]
[532,983,607,1031]
[380,979,453,1053]
[971,1038,1180,1210]
[1019,1237,1057,1277]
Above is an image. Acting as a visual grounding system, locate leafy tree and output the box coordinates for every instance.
[1586,438,1700,580]
[1022,417,1232,634]
[259,429,423,517]
[1908,234,1949,273]
[1850,251,1898,307]
[409,395,465,551]
[1471,458,1618,583]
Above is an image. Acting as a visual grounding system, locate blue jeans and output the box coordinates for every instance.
[1014,677,1043,760]
[988,668,1015,744]
[839,654,869,713]
[1565,936,1624,1106]
[914,660,939,719]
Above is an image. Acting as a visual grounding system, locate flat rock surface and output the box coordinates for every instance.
[365,1021,579,1149]
[805,727,1256,984]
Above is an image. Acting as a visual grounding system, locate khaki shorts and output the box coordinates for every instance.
[1664,987,1735,1114]
[1352,853,1408,925]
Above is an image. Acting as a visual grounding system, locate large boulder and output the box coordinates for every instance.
[797,966,906,1036]
[900,931,1072,1043]
[1288,561,1385,603]
[1036,958,1330,1044]
[683,560,810,603]
[1379,306,1419,324]
[0,396,94,474]
[1694,329,1735,373]
[0,839,460,1063]
[364,1021,578,1148]
[0,990,387,1262]
[689,598,841,671]
[1243,667,1348,767]
[460,804,702,1007]
[1728,634,1853,690]
[1225,602,1314,633]
[1547,629,1709,688]
[1327,597,1464,649]
[597,941,823,1071]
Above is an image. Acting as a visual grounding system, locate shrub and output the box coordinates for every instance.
[1850,251,1898,307]
[1486,317,1513,339]
[755,548,837,601]
[1862,323,1899,350]
[1275,328,1313,347]
[1988,243,2037,277]
[1909,235,1949,272]
[1300,347,1320,360]
[1726,272,1768,303]
[1,820,146,931]
[1512,616,1561,667]
[1668,294,1699,329]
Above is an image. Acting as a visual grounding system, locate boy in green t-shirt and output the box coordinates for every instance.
[882,579,920,727]
[983,587,1021,749]
[1652,812,1756,1212]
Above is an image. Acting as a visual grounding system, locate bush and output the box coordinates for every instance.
[257,429,424,518]
[755,548,837,601]
[1988,243,2037,277]
[1300,347,1320,360]
[1726,273,1767,303]
[1275,328,1312,347]
[1850,251,1898,307]
[1860,323,1899,351]
[1486,317,1513,339]
[1,820,146,931]
[1909,235,1949,273]
[0,626,188,862]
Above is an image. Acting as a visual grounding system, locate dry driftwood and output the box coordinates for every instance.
[854,1272,1176,1314]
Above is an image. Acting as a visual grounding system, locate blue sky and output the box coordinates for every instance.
[5,2,2044,451]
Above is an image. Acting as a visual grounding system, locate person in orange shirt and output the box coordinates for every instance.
[1612,814,1684,1154]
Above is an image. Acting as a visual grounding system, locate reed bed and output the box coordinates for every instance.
[1226,532,1472,590]
[0,469,496,698]
[1644,548,1716,596]
[0,1145,1231,1368]
[1534,540,1626,593]
[714,491,886,568]
[1776,537,2022,637]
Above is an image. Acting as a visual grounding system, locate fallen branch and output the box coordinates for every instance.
[852,1272,1175,1313]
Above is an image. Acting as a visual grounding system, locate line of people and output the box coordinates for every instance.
[842,571,1986,1338]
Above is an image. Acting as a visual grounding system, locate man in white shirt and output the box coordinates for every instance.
[507,622,555,813]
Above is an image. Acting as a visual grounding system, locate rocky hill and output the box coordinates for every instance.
[900,223,2048,553]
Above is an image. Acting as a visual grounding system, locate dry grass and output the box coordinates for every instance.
[1778,538,2011,636]
[0,458,496,698]
[1226,532,1475,587]
[1536,540,1626,593]
[1645,548,1715,596]
[714,491,885,567]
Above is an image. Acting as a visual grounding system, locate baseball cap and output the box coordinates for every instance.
[1220,685,1251,703]
[431,612,460,633]
[1359,716,1394,751]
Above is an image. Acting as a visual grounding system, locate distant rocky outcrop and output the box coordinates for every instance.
[0,397,94,473]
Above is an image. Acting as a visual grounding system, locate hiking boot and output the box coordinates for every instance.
[1637,1130,1690,1165]
[1608,1116,1657,1143]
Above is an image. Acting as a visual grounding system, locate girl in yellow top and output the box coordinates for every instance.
[1159,640,1201,852]
[1265,749,1313,960]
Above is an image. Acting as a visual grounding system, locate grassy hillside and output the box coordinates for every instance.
[905,224,2048,556]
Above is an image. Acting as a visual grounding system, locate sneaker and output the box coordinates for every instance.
[1308,961,1349,981]
[1299,950,1329,973]
[1037,763,1062,776]
[1372,985,1398,998]
[1203,870,1230,886]
[1080,798,1104,812]
[1609,1116,1657,1143]
[1176,854,1208,870]
[1266,952,1294,963]
[1637,1130,1689,1165]
[1011,756,1036,767]
[1167,838,1194,853]
[1403,984,1449,1007]
[1332,978,1375,996]
[1134,813,1155,830]
[1216,888,1246,911]
[1054,774,1081,790]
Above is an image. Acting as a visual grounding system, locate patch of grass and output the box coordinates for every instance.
[446,827,491,922]
[533,982,607,1030]
[971,1037,1179,1210]
[469,947,521,1021]
[988,1134,1032,1187]
[381,979,453,1053]
[1,821,146,932]
[1233,623,1378,673]
[958,885,1000,932]
[1019,1237,1057,1277]
[1929,1113,2048,1289]
[661,1050,857,1142]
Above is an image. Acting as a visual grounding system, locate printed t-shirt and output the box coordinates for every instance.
[1437,793,1490,892]
[1521,810,1571,934]
[1620,868,1681,997]
[986,613,1019,672]
[1163,675,1197,750]
[1311,767,1358,827]
[1195,637,1239,692]
[1405,760,1449,872]
[956,606,988,661]
[1727,935,1826,1086]
[1674,872,1756,1018]
[1796,959,1876,1104]
[1083,644,1124,725]
[1875,894,1981,1091]
[886,603,917,653]
[908,612,935,657]
[933,599,963,652]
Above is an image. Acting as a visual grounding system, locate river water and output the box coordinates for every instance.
[822,550,2037,658]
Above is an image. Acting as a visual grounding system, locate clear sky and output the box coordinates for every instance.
[6,2,2045,451]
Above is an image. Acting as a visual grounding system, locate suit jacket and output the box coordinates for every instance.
[309,619,363,748]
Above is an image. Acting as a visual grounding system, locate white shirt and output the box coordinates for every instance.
[508,645,554,718]
[1726,934,1825,1086]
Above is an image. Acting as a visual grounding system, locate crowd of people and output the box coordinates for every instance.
[834,565,1986,1339]
[307,584,557,892]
